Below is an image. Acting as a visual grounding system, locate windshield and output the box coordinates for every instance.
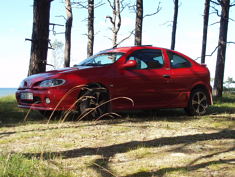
[77,52,124,66]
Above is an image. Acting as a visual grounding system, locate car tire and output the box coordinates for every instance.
[77,87,109,119]
[185,88,208,116]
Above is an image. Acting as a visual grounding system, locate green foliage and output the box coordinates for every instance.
[0,153,37,177]
[0,153,74,177]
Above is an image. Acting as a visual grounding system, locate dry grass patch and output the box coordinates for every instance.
[0,117,234,177]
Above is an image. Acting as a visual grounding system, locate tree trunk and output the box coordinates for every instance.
[113,0,121,48]
[64,0,73,67]
[134,0,143,46]
[171,0,178,50]
[28,0,52,76]
[213,0,230,97]
[201,0,210,64]
[106,0,122,48]
[87,0,94,57]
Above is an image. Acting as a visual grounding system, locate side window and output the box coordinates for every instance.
[167,51,191,69]
[127,49,164,70]
[128,56,148,69]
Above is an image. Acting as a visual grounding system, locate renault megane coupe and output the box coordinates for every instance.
[16,46,212,117]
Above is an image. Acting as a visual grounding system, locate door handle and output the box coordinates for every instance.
[163,74,171,78]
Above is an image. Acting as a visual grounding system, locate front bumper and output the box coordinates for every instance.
[16,87,79,111]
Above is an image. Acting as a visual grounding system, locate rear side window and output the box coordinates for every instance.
[127,49,164,70]
[167,51,191,69]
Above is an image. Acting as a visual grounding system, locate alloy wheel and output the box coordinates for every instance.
[191,91,208,115]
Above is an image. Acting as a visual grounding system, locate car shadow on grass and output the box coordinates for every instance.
[22,129,235,177]
[119,108,191,121]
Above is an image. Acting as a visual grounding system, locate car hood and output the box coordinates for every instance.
[19,66,97,89]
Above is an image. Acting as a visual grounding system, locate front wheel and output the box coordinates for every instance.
[77,87,109,119]
[185,89,209,116]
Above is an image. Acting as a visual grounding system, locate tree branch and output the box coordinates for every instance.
[210,4,234,22]
[128,4,136,13]
[72,0,104,9]
[25,38,33,42]
[56,15,67,21]
[210,21,220,26]
[106,16,114,25]
[161,20,173,27]
[72,1,88,9]
[114,30,135,48]
[195,45,219,60]
[104,35,113,41]
[95,1,105,8]
[211,5,220,16]
[195,41,235,60]
[230,2,235,7]
[143,1,162,18]
[120,0,127,13]
[107,0,114,10]
[227,41,235,45]
[229,17,235,22]
[211,0,220,6]
[49,23,64,35]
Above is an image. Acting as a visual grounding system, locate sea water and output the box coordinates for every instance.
[0,88,17,98]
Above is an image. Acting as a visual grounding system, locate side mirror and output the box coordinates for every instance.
[122,60,137,69]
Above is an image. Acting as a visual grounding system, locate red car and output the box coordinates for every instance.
[16,46,212,117]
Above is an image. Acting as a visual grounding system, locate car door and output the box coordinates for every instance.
[115,49,172,109]
[166,51,197,107]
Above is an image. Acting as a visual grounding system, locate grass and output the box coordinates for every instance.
[0,93,235,177]
[0,95,42,124]
[0,153,75,177]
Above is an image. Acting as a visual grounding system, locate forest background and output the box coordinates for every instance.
[0,0,234,89]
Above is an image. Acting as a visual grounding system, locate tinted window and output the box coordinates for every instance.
[127,49,164,69]
[167,51,191,69]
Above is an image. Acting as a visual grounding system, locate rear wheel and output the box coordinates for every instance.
[77,87,109,119]
[185,89,208,116]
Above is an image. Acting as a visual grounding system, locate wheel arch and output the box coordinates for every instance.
[77,82,111,109]
[78,82,110,96]
[190,84,212,105]
[75,82,111,118]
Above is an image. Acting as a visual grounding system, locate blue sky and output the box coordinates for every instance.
[0,0,234,88]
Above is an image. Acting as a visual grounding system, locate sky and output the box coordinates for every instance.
[0,0,234,88]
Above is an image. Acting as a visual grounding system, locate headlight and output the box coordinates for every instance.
[39,79,66,88]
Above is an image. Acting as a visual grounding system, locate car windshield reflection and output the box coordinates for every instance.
[77,52,124,66]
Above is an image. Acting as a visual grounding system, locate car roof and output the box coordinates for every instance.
[101,45,166,54]
[99,46,198,65]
